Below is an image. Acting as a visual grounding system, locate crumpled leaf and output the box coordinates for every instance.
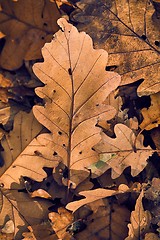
[71,0,160,96]
[0,110,43,188]
[75,198,130,240]
[0,73,13,102]
[94,123,154,178]
[49,207,74,240]
[125,190,151,240]
[33,18,121,186]
[140,92,160,130]
[0,0,61,70]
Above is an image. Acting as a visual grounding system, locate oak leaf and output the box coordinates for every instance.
[94,124,154,179]
[75,199,130,240]
[0,110,43,188]
[125,190,151,240]
[49,207,74,240]
[33,18,121,186]
[140,92,160,130]
[0,188,53,239]
[71,0,160,96]
[0,0,61,70]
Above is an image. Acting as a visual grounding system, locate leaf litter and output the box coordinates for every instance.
[0,0,159,239]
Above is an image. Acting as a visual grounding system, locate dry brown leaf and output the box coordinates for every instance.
[22,222,57,240]
[54,0,73,8]
[0,110,44,188]
[33,18,121,186]
[125,190,151,240]
[0,73,13,102]
[75,198,130,240]
[0,101,25,129]
[144,233,159,240]
[66,184,133,212]
[0,188,53,239]
[67,188,116,212]
[49,207,74,240]
[94,123,154,179]
[0,0,61,70]
[140,92,160,130]
[71,0,160,96]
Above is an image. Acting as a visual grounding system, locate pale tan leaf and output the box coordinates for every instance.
[125,190,152,240]
[66,188,116,212]
[1,220,14,234]
[140,92,160,130]
[71,0,160,96]
[0,0,61,70]
[94,124,154,178]
[33,18,121,186]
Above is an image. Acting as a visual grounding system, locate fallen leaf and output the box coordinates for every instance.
[0,110,43,185]
[144,233,159,240]
[94,124,154,178]
[55,0,73,8]
[0,188,53,239]
[66,188,116,212]
[75,198,130,240]
[33,18,121,186]
[0,101,26,130]
[49,207,74,240]
[0,0,61,70]
[125,190,151,240]
[71,0,160,96]
[140,92,160,130]
[22,222,57,240]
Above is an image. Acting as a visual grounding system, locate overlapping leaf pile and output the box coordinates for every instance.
[0,0,160,239]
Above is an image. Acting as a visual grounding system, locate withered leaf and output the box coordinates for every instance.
[76,199,130,240]
[71,0,160,96]
[140,92,160,130]
[125,190,151,240]
[49,207,74,240]
[0,0,61,70]
[0,110,43,188]
[94,124,154,178]
[33,18,121,186]
[0,188,53,239]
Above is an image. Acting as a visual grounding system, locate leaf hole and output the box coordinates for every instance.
[79,151,82,154]
[141,34,147,40]
[155,40,160,46]
[12,165,16,168]
[58,131,62,135]
[43,22,48,27]
[96,104,99,106]
[41,36,45,40]
[53,151,58,156]
[53,90,56,93]
[106,65,117,71]
[63,143,66,147]
[91,147,95,151]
